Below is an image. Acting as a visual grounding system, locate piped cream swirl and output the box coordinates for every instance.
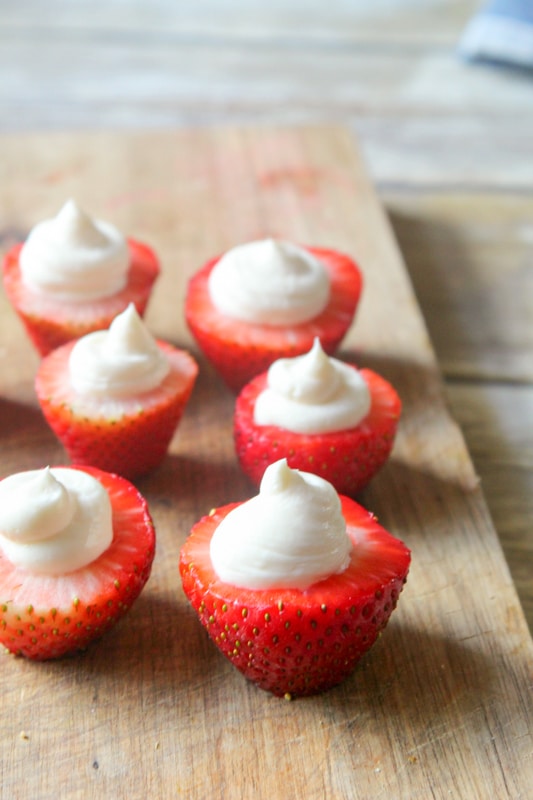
[210,459,351,590]
[0,467,113,575]
[253,338,371,434]
[19,199,130,301]
[68,303,170,397]
[208,239,330,325]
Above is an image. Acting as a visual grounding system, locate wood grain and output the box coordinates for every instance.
[445,380,533,628]
[2,1,533,188]
[0,127,532,800]
[386,191,533,384]
[384,190,533,631]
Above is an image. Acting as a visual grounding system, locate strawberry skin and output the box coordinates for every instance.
[185,246,363,392]
[0,466,155,660]
[234,367,401,496]
[35,340,198,480]
[2,239,159,356]
[180,496,410,698]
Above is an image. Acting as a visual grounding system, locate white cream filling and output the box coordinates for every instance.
[208,239,330,325]
[19,199,130,301]
[68,303,170,397]
[254,338,371,434]
[0,467,113,575]
[210,459,352,590]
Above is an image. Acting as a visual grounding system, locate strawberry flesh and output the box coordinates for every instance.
[180,496,410,697]
[2,239,159,356]
[185,246,363,392]
[35,340,198,480]
[234,367,401,496]
[0,466,155,660]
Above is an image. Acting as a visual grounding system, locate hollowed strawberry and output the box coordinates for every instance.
[3,239,159,356]
[185,246,363,392]
[0,466,155,661]
[180,495,410,698]
[234,367,401,496]
[35,339,198,480]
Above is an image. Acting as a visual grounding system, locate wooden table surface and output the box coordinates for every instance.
[1,122,532,800]
[0,3,532,798]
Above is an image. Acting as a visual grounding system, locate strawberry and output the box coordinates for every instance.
[0,465,155,660]
[35,339,198,480]
[234,367,401,496]
[180,494,410,698]
[2,239,159,356]
[185,246,362,392]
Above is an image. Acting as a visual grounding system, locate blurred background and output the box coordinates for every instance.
[1,0,532,626]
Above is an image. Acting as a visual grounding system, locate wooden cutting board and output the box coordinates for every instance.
[1,127,531,800]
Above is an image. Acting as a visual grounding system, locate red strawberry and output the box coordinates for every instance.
[180,495,410,698]
[2,239,159,356]
[0,465,155,660]
[234,367,401,496]
[185,246,362,392]
[35,339,198,480]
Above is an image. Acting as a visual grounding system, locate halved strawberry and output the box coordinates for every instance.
[0,466,155,661]
[185,246,362,392]
[234,367,401,496]
[180,495,410,698]
[2,239,159,356]
[35,340,198,480]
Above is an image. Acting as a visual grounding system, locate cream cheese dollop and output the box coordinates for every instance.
[210,459,351,590]
[19,199,130,301]
[0,467,113,575]
[253,338,371,434]
[208,239,330,325]
[68,303,170,397]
